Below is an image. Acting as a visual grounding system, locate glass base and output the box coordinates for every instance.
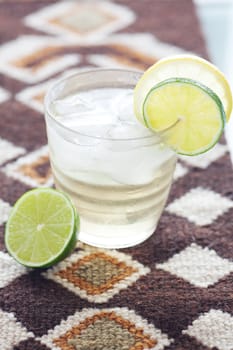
[78,224,156,249]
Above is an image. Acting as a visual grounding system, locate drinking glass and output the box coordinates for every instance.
[44,69,177,248]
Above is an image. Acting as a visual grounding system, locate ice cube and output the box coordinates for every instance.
[113,90,135,124]
[48,87,175,186]
[101,142,174,185]
[52,92,118,138]
[52,95,94,117]
[106,122,154,140]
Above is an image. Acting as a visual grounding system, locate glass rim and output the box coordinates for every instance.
[44,68,161,143]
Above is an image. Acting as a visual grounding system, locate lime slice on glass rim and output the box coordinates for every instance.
[142,77,226,155]
[134,55,232,155]
[5,188,79,268]
[134,55,232,123]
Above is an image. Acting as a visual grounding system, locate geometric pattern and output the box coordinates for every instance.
[0,36,80,83]
[180,143,228,169]
[157,243,233,287]
[0,199,11,226]
[183,309,233,350]
[24,1,136,43]
[87,33,187,71]
[39,307,172,350]
[0,309,34,350]
[0,252,27,289]
[0,87,10,104]
[2,145,53,188]
[166,187,233,226]
[44,249,150,303]
[0,138,25,166]
[173,162,188,181]
[15,67,92,114]
[16,79,54,114]
[0,1,232,350]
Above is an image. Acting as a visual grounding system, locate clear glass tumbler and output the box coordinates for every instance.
[44,69,177,248]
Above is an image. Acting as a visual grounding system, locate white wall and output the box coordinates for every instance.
[194,0,233,161]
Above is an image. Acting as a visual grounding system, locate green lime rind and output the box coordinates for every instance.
[143,77,226,156]
[5,188,79,269]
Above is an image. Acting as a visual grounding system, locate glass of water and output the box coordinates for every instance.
[44,69,177,248]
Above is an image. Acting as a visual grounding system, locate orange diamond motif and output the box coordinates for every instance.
[18,155,51,185]
[24,2,136,42]
[56,251,137,295]
[48,4,116,35]
[39,307,172,350]
[44,249,150,303]
[54,310,157,350]
[87,33,186,71]
[3,146,53,187]
[0,36,80,83]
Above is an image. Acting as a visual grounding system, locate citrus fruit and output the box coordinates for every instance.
[5,188,79,268]
[134,55,232,123]
[143,78,226,155]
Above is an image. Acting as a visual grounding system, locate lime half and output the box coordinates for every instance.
[143,78,226,155]
[5,188,78,268]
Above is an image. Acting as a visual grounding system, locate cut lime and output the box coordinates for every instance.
[143,78,226,155]
[134,55,232,123]
[5,188,79,268]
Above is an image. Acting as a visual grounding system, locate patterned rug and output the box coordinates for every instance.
[0,1,233,349]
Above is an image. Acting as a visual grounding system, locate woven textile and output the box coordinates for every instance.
[0,1,233,349]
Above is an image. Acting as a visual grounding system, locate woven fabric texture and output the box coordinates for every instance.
[0,1,233,350]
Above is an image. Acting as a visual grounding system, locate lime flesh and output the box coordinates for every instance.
[134,55,232,123]
[143,78,226,155]
[5,188,78,268]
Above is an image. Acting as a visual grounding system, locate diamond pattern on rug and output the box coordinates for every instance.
[157,243,233,288]
[88,53,140,69]
[180,143,228,169]
[0,138,25,166]
[0,199,11,225]
[44,249,150,303]
[39,307,172,350]
[0,36,80,83]
[0,87,10,104]
[2,145,53,188]
[166,187,233,226]
[173,162,188,181]
[16,82,49,114]
[0,272,90,337]
[16,67,93,114]
[0,252,27,288]
[24,1,135,42]
[183,309,233,350]
[13,339,50,350]
[88,33,187,70]
[0,309,34,350]
[0,1,231,349]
